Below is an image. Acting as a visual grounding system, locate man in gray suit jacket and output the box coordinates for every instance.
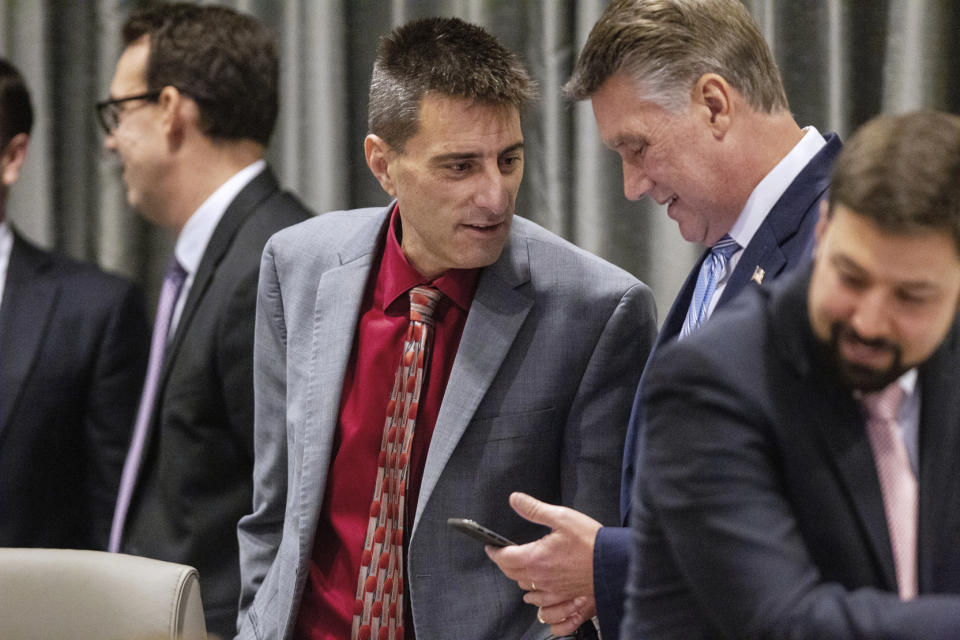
[236,17,656,640]
[98,5,310,637]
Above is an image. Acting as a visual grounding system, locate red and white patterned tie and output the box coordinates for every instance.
[861,382,917,599]
[352,286,443,640]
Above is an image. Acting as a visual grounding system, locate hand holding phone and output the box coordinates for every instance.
[447,517,516,547]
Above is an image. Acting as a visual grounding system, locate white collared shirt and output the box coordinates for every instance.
[0,220,13,312]
[168,159,266,336]
[707,126,828,317]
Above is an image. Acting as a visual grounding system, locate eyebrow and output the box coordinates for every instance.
[832,254,943,293]
[430,141,524,165]
[605,133,648,151]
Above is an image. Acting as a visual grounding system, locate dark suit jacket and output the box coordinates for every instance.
[625,266,960,638]
[593,133,843,639]
[0,230,148,549]
[119,167,310,638]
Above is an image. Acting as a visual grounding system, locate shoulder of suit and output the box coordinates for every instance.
[266,205,386,251]
[510,215,644,290]
[16,238,138,301]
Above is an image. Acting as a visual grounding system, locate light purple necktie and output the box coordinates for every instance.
[108,258,188,553]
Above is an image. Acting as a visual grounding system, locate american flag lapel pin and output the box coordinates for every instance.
[751,266,765,284]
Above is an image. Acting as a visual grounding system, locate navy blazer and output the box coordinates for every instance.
[626,266,960,638]
[0,230,149,549]
[593,133,842,640]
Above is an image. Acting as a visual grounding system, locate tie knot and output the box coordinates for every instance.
[165,258,188,288]
[861,382,905,424]
[409,286,443,325]
[711,234,740,260]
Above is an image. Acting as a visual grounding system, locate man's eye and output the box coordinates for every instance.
[837,271,866,290]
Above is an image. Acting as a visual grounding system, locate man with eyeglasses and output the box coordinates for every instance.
[98,4,310,637]
[0,56,149,553]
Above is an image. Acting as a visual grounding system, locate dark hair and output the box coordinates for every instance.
[0,57,33,147]
[368,16,536,150]
[123,2,278,146]
[829,110,960,255]
[565,0,787,114]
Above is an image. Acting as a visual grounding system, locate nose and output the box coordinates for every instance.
[474,165,511,215]
[848,288,892,340]
[623,161,654,201]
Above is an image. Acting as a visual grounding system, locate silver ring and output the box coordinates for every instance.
[537,610,546,624]
[530,580,537,591]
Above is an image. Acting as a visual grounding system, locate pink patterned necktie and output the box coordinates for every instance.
[861,382,917,599]
[352,286,443,640]
[109,257,188,553]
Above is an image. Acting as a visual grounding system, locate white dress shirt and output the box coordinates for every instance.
[168,159,265,336]
[707,126,828,318]
[0,220,13,312]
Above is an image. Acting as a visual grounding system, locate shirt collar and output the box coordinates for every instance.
[0,219,12,300]
[727,126,827,249]
[380,204,479,313]
[174,159,266,275]
[897,368,918,396]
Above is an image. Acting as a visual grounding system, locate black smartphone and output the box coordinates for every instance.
[447,517,516,547]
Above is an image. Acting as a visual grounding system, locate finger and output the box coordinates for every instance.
[509,492,567,529]
[535,597,586,631]
[523,590,574,609]
[484,543,531,575]
[550,612,584,637]
[540,596,586,623]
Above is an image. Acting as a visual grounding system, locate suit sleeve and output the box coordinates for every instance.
[629,345,960,639]
[560,281,657,521]
[237,239,291,630]
[83,281,149,550]
[593,525,631,639]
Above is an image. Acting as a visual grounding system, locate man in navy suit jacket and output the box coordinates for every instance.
[487,1,840,637]
[0,57,149,550]
[627,110,960,638]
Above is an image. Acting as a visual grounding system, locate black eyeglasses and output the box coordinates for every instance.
[95,90,162,134]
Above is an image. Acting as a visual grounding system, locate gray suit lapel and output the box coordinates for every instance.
[413,231,533,529]
[296,211,389,561]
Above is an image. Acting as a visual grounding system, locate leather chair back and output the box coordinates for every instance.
[0,548,206,639]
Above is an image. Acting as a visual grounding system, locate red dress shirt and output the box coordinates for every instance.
[295,206,478,639]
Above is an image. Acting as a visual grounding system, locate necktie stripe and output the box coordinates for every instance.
[108,258,188,553]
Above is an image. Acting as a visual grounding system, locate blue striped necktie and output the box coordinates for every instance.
[681,234,740,338]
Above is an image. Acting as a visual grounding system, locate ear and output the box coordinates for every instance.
[157,85,193,147]
[1,133,30,187]
[364,134,397,197]
[691,73,732,138]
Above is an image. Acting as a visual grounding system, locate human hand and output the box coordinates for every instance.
[485,492,601,636]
